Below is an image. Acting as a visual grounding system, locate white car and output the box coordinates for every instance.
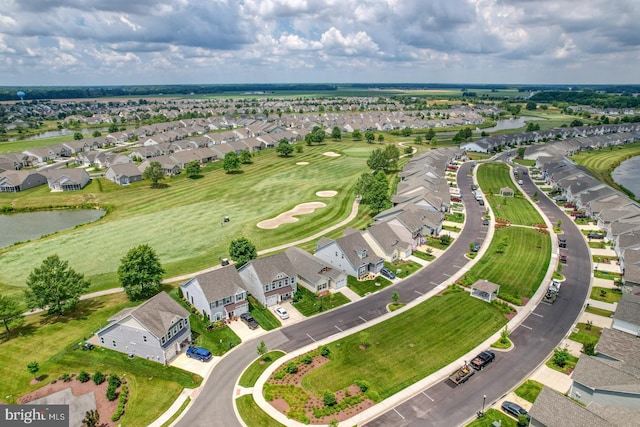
[274,307,289,320]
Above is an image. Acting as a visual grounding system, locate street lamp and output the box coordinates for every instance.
[477,394,486,418]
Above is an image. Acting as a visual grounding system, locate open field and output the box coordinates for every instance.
[571,141,640,198]
[459,227,551,304]
[0,142,387,297]
[477,162,544,226]
[300,290,507,400]
[0,292,202,425]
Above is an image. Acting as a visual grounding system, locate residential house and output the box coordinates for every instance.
[528,386,615,427]
[315,229,385,279]
[180,266,249,322]
[0,170,47,192]
[95,291,191,365]
[362,221,412,262]
[237,253,297,307]
[139,156,181,176]
[105,163,143,185]
[612,293,640,336]
[44,169,91,191]
[284,246,347,293]
[23,147,55,166]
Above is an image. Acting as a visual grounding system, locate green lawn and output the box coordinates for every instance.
[514,380,543,403]
[236,394,286,427]
[386,259,422,279]
[0,142,381,298]
[443,224,462,232]
[477,163,544,226]
[291,287,350,317]
[347,275,393,296]
[546,352,579,374]
[589,286,623,304]
[594,270,623,281]
[249,296,281,331]
[425,235,455,250]
[460,227,551,304]
[445,212,465,223]
[238,351,286,388]
[569,323,602,346]
[585,306,614,318]
[466,409,517,427]
[0,293,202,426]
[300,291,507,400]
[412,249,435,262]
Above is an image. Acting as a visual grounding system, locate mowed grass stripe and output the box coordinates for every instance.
[0,143,376,293]
[300,291,507,400]
[571,142,640,191]
[462,227,550,302]
[477,162,543,226]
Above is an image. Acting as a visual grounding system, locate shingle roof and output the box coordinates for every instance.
[597,328,640,370]
[182,265,246,302]
[571,355,640,393]
[528,386,614,427]
[285,246,344,284]
[246,252,295,284]
[613,293,640,327]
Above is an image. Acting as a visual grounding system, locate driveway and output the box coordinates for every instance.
[170,352,218,378]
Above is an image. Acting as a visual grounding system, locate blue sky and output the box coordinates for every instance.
[0,0,638,86]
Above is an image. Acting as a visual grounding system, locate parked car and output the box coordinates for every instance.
[470,350,495,370]
[478,199,485,206]
[274,307,289,320]
[471,184,477,191]
[451,196,462,203]
[517,179,523,185]
[380,267,396,280]
[82,342,94,351]
[587,232,604,239]
[574,213,588,219]
[501,401,530,421]
[559,254,567,264]
[472,242,480,252]
[186,346,212,362]
[482,218,489,226]
[558,237,567,248]
[240,313,259,330]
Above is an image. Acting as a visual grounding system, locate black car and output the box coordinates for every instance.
[240,313,259,330]
[482,218,489,226]
[587,232,604,239]
[501,401,530,421]
[380,267,396,280]
[558,237,567,248]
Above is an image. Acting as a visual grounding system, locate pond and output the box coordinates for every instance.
[612,156,640,199]
[6,127,110,142]
[0,209,106,248]
[481,116,543,132]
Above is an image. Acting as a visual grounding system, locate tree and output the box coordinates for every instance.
[91,130,102,138]
[430,137,438,147]
[0,295,24,336]
[185,161,201,179]
[117,244,165,301]
[27,361,39,380]
[108,122,119,133]
[25,255,90,316]
[440,235,452,246]
[143,161,164,188]
[331,126,342,140]
[257,340,268,359]
[323,391,337,406]
[525,101,537,111]
[351,129,362,140]
[392,291,399,304]
[73,132,84,140]
[414,135,423,144]
[276,140,293,157]
[401,127,412,137]
[229,237,257,268]
[377,134,385,143]
[383,144,400,170]
[425,128,436,141]
[553,346,570,368]
[356,171,390,215]
[582,342,596,356]
[82,409,100,427]
[240,149,252,164]
[223,151,241,173]
[364,130,375,143]
[367,148,387,171]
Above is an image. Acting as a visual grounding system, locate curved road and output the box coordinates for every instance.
[176,159,590,427]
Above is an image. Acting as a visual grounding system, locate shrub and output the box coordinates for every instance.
[285,362,298,374]
[108,374,121,388]
[553,347,570,368]
[273,371,285,380]
[59,373,71,382]
[355,380,370,392]
[323,391,337,406]
[320,346,331,357]
[106,385,118,401]
[302,354,313,365]
[77,371,90,383]
[92,371,105,385]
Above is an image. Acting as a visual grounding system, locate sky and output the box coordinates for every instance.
[0,0,638,86]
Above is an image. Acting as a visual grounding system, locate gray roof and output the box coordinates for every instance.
[571,355,640,393]
[613,293,640,326]
[471,279,500,293]
[335,230,383,268]
[365,222,410,253]
[285,246,344,284]
[597,328,640,370]
[245,252,295,284]
[529,386,614,427]
[107,291,189,339]
[181,265,247,302]
[108,162,143,177]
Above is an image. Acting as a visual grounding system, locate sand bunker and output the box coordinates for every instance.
[296,162,309,165]
[257,202,326,229]
[316,190,337,198]
[323,151,341,157]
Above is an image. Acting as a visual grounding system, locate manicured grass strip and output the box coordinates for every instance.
[239,351,286,388]
[477,163,544,226]
[445,212,465,223]
[546,353,578,374]
[291,287,350,317]
[347,275,392,297]
[569,323,602,346]
[466,408,517,427]
[249,296,281,331]
[425,236,454,250]
[589,286,622,304]
[237,394,286,427]
[594,270,622,281]
[387,259,422,279]
[300,291,507,400]
[412,250,435,262]
[460,227,551,304]
[585,306,614,318]
[514,380,543,403]
[160,397,190,427]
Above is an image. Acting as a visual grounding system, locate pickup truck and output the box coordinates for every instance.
[449,362,475,385]
[470,351,495,370]
[240,313,259,330]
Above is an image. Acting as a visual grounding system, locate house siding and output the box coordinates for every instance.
[613,319,640,336]
[315,241,358,277]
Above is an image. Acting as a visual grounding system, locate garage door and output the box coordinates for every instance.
[266,295,278,307]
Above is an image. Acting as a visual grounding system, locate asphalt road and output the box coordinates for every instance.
[176,159,590,427]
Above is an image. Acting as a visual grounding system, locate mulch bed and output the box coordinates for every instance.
[266,353,375,424]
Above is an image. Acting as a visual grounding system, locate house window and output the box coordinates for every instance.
[161,337,166,345]
[112,340,117,347]
[100,337,104,344]
[168,330,172,339]
[143,335,147,342]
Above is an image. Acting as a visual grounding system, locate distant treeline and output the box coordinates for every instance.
[0,84,338,101]
[530,91,640,109]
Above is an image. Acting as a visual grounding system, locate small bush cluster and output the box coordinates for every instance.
[92,371,105,385]
[320,346,331,357]
[323,391,336,406]
[313,394,366,418]
[302,354,313,365]
[273,371,285,380]
[111,384,128,422]
[285,362,298,374]
[355,380,370,392]
[59,373,71,382]
[77,371,90,383]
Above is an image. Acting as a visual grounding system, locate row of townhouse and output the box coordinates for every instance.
[0,168,91,193]
[95,147,463,364]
